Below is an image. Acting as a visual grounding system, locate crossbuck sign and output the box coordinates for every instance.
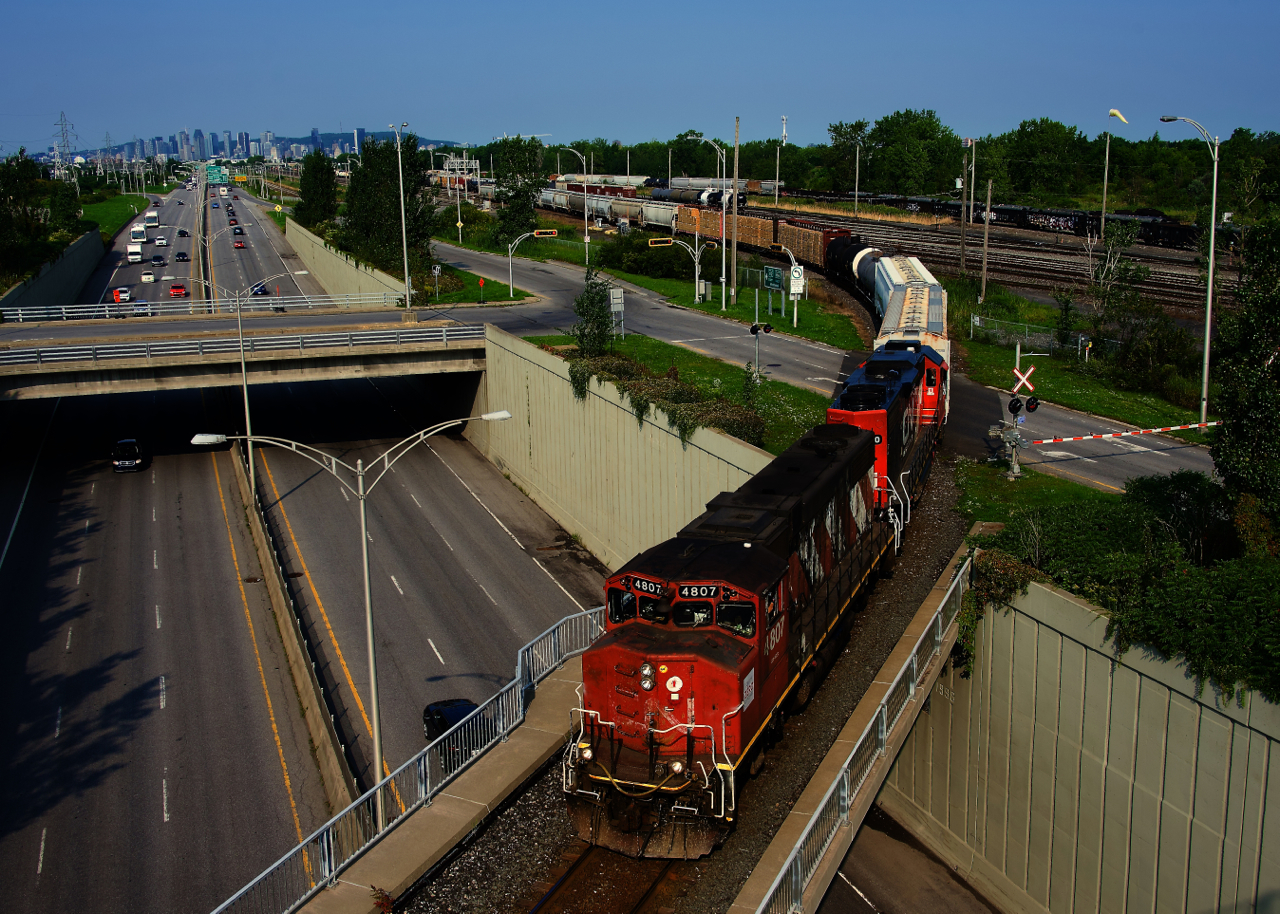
[1012,365,1036,394]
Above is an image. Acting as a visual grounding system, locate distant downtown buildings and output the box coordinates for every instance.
[79,127,374,164]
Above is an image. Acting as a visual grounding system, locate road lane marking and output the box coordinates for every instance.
[259,450,381,762]
[152,470,156,485]
[0,398,59,577]
[1035,464,1124,492]
[153,550,158,570]
[55,706,61,738]
[65,628,72,652]
[477,582,497,605]
[76,566,81,586]
[340,487,350,502]
[163,771,169,822]
[91,483,94,495]
[391,575,404,596]
[426,444,524,548]
[159,675,166,709]
[155,605,161,629]
[37,828,46,874]
[410,494,422,508]
[429,639,445,665]
[209,452,306,846]
[153,507,156,521]
[1036,449,1097,464]
[837,871,880,912]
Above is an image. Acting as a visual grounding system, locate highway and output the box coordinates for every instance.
[236,375,605,783]
[0,390,329,914]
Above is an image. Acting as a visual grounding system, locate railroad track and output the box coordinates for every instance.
[526,841,684,914]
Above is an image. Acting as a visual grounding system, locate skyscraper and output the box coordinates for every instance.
[192,129,206,160]
[354,128,366,154]
[223,131,233,159]
[237,132,250,157]
[310,127,320,152]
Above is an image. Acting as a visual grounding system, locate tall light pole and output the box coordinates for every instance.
[1161,115,1220,427]
[191,408,513,826]
[682,134,727,309]
[1101,109,1128,240]
[390,123,412,309]
[560,147,591,265]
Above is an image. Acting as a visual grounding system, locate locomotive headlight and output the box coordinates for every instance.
[639,662,655,678]
[580,747,593,762]
[641,677,655,691]
[670,760,684,775]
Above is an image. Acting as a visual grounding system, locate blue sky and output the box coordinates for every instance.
[2,0,1275,155]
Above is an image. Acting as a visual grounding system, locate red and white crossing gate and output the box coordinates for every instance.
[1031,421,1220,445]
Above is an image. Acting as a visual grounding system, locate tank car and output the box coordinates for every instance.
[564,424,890,858]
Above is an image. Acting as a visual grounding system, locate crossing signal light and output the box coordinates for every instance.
[533,229,558,237]
[1008,397,1023,416]
[751,323,773,335]
[1026,397,1040,413]
[648,237,674,247]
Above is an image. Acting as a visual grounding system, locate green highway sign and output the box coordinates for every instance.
[764,266,783,291]
[205,165,229,184]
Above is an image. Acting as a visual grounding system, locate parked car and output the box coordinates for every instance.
[113,287,131,303]
[112,438,144,473]
[140,271,155,283]
[423,699,479,742]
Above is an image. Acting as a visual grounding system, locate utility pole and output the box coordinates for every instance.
[774,143,780,209]
[959,151,968,273]
[980,179,993,303]
[731,117,740,305]
[854,145,860,218]
[1101,132,1111,240]
[969,140,977,230]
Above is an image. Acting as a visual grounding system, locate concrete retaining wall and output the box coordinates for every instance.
[284,218,404,307]
[0,230,104,311]
[879,580,1280,914]
[464,326,774,570]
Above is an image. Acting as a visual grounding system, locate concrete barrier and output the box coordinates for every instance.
[0,230,104,312]
[284,218,405,306]
[465,325,775,569]
[879,580,1280,914]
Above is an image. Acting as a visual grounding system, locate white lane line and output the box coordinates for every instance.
[153,506,156,522]
[152,470,156,485]
[428,639,445,665]
[390,575,404,596]
[85,520,89,533]
[366,532,373,543]
[838,871,880,912]
[807,377,840,385]
[159,676,166,709]
[427,444,524,548]
[531,556,586,611]
[55,706,61,738]
[37,828,46,875]
[163,769,170,822]
[1036,449,1097,464]
[476,582,497,605]
[340,487,350,502]
[153,550,158,570]
[0,398,60,577]
[91,482,94,495]
[156,605,162,629]
[76,566,81,586]
[410,493,422,508]
[65,628,72,652]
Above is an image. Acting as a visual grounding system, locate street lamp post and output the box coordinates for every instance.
[560,148,591,265]
[191,409,513,826]
[390,123,413,310]
[680,134,728,309]
[770,243,801,328]
[648,236,717,312]
[1161,115,1220,426]
[1101,109,1128,240]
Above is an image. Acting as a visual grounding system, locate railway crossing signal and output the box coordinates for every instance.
[533,229,558,237]
[1012,364,1036,394]
[1026,397,1039,413]
[648,237,674,247]
[750,323,773,335]
[1008,397,1022,416]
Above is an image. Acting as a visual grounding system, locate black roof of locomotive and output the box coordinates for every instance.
[616,537,789,595]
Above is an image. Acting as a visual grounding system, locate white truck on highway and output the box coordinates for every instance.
[129,223,147,243]
[143,210,159,229]
[127,243,143,263]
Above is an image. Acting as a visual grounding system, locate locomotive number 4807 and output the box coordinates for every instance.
[678,584,719,599]
[633,578,663,596]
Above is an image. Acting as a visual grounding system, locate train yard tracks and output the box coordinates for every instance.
[526,842,686,914]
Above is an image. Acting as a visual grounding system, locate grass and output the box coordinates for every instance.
[954,457,1119,526]
[80,194,152,240]
[145,183,178,195]
[427,265,531,304]
[525,333,829,455]
[746,195,941,226]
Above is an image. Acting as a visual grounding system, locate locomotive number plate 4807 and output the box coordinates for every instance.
[632,578,663,596]
[678,584,719,599]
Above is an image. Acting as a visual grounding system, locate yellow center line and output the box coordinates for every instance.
[210,450,308,855]
[1025,460,1123,492]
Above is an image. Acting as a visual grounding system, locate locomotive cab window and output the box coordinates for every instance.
[673,600,713,627]
[639,596,670,624]
[926,368,937,388]
[717,601,756,639]
[763,586,781,629]
[608,588,635,624]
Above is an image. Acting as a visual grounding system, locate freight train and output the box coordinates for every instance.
[562,237,948,859]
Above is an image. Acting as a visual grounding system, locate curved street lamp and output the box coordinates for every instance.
[681,134,729,310]
[560,147,592,265]
[1160,115,1219,426]
[390,123,413,309]
[192,408,512,827]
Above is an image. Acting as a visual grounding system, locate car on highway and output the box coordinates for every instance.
[177,200,184,205]
[150,254,164,266]
[113,287,131,303]
[212,202,219,208]
[233,194,239,199]
[423,699,479,742]
[133,300,152,317]
[141,271,155,283]
[228,219,237,225]
[175,252,189,262]
[233,227,244,235]
[250,283,269,295]
[178,229,189,237]
[111,439,144,473]
[169,283,188,298]
[156,236,168,246]
[234,240,246,249]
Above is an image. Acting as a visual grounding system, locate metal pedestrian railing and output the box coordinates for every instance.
[0,324,485,368]
[756,556,971,914]
[1,292,398,322]
[211,606,606,914]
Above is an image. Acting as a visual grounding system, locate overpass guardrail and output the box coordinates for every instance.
[756,555,971,914]
[2,292,398,322]
[0,324,485,368]
[212,606,606,914]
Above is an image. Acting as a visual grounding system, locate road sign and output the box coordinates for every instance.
[456,221,464,229]
[478,279,484,286]
[789,265,805,295]
[764,266,783,291]
[610,288,624,311]
[1012,364,1036,394]
[432,265,441,276]
[275,205,282,212]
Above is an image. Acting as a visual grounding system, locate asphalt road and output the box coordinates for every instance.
[0,391,329,914]
[233,375,606,784]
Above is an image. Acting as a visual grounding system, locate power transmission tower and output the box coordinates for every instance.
[54,112,77,181]
[103,132,115,181]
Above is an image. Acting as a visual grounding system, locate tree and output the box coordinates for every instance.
[1083,220,1146,337]
[340,135,434,274]
[571,267,613,357]
[826,120,869,194]
[492,136,545,246]
[294,149,338,228]
[1212,215,1280,524]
